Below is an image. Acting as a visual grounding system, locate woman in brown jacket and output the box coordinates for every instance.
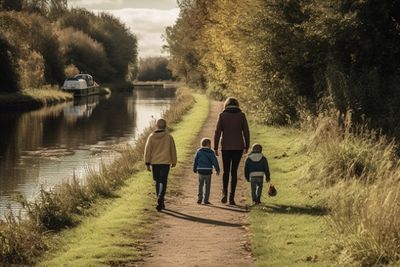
[214,97,250,205]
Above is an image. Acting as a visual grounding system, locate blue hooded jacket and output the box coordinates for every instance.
[244,152,270,182]
[193,147,220,175]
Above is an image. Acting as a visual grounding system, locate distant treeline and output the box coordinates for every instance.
[166,0,400,131]
[0,0,137,93]
[137,57,173,81]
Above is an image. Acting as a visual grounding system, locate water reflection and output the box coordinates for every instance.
[0,88,175,211]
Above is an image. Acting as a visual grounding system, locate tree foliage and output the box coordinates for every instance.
[137,57,173,81]
[167,0,400,129]
[0,1,137,92]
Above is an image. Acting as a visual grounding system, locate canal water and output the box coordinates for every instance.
[0,87,175,213]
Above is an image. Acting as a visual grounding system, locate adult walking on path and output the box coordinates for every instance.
[214,97,250,205]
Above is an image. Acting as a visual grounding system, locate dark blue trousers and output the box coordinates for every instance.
[151,164,170,203]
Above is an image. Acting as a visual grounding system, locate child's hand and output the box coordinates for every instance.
[216,171,220,176]
[146,165,151,172]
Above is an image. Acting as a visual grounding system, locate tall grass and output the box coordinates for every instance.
[304,110,400,266]
[0,87,194,265]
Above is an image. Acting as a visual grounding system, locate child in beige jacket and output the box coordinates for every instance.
[144,119,177,211]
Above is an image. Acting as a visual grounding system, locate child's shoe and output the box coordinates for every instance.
[197,199,202,204]
[204,201,211,205]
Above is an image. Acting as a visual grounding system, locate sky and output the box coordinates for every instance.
[68,0,180,57]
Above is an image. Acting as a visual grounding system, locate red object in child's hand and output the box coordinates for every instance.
[268,184,277,197]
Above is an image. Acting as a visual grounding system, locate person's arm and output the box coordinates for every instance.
[263,157,271,182]
[242,114,250,153]
[193,152,198,173]
[214,114,222,155]
[244,158,250,182]
[144,135,152,171]
[170,136,177,167]
[212,153,220,175]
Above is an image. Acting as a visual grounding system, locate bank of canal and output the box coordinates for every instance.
[0,87,175,213]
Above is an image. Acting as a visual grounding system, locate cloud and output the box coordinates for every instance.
[69,0,177,10]
[94,8,180,57]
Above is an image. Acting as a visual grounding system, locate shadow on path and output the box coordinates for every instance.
[203,204,249,213]
[260,204,328,216]
[161,209,243,227]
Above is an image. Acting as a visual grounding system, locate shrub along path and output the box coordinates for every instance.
[142,100,253,266]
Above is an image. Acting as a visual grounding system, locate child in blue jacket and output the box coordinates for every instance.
[193,138,220,204]
[244,143,271,204]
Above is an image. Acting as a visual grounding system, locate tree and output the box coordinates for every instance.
[0,35,19,92]
[137,57,173,81]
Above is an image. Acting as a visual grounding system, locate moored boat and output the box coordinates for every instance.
[62,74,100,97]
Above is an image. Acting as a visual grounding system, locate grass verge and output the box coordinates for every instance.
[248,125,337,266]
[0,86,73,111]
[37,92,209,266]
[249,112,400,266]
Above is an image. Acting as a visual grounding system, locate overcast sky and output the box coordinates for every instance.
[68,0,179,57]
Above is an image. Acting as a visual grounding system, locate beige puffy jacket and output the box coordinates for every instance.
[144,130,177,165]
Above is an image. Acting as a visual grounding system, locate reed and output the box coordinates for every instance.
[304,110,400,265]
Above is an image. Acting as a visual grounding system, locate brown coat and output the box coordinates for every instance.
[144,130,177,165]
[214,107,250,151]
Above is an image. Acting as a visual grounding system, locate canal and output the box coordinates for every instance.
[0,87,175,213]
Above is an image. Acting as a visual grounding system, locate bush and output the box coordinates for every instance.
[0,213,46,264]
[304,110,400,265]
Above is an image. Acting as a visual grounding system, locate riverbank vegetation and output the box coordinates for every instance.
[166,1,400,266]
[0,88,194,265]
[249,114,399,266]
[0,0,137,96]
[0,86,73,111]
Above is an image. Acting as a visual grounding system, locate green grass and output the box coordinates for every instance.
[249,125,338,266]
[38,93,209,266]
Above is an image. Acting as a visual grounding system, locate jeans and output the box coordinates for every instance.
[250,177,263,202]
[151,164,170,204]
[221,150,243,200]
[198,174,211,202]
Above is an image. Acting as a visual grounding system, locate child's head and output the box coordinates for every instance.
[251,143,263,153]
[201,137,211,148]
[156,118,167,130]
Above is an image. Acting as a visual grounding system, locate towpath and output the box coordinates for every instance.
[142,101,253,266]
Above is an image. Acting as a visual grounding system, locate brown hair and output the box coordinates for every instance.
[201,137,211,147]
[251,143,263,153]
[156,118,166,129]
[224,97,239,108]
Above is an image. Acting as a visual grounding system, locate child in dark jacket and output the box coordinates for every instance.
[244,143,271,204]
[193,138,220,204]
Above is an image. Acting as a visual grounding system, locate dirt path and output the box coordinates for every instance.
[142,101,254,267]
